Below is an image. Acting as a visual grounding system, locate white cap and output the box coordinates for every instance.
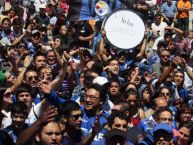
[39,4,46,9]
[93,76,108,85]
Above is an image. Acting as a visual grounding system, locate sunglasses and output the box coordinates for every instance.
[28,76,38,81]
[160,92,170,96]
[161,55,170,58]
[67,113,83,120]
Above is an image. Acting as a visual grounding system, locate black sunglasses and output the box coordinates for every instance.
[67,113,83,120]
[28,76,38,81]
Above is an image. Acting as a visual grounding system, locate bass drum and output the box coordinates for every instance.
[102,9,145,50]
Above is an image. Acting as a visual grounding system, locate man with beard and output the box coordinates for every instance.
[35,121,63,145]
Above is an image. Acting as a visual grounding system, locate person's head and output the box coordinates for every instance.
[152,97,168,112]
[156,107,173,126]
[24,69,38,88]
[173,69,184,88]
[117,51,127,64]
[36,121,62,145]
[108,79,121,97]
[128,67,142,86]
[31,29,41,44]
[1,17,11,33]
[79,71,85,85]
[59,100,82,130]
[123,88,139,108]
[0,83,12,105]
[34,52,46,69]
[153,123,173,145]
[112,101,130,117]
[160,49,171,64]
[167,0,172,4]
[104,128,128,145]
[59,24,68,36]
[15,83,32,109]
[125,82,137,91]
[154,13,162,25]
[11,102,28,129]
[83,83,106,113]
[53,35,63,49]
[178,121,193,145]
[39,66,52,82]
[106,58,119,75]
[138,84,152,104]
[12,17,23,32]
[108,111,128,132]
[177,104,193,124]
[158,86,171,102]
[46,50,56,65]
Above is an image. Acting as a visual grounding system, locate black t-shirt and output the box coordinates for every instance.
[75,21,94,48]
[0,131,14,145]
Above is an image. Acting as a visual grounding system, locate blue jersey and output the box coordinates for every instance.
[81,111,109,141]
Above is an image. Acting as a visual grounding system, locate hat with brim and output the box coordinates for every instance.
[153,123,173,135]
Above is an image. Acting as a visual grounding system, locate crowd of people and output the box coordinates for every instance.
[0,0,193,145]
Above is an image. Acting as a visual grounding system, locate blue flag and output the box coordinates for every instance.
[67,0,134,21]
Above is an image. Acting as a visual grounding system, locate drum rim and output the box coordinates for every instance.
[102,8,145,50]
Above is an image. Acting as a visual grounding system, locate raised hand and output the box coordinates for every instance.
[39,106,58,124]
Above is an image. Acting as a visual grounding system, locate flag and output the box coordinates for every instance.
[67,0,134,21]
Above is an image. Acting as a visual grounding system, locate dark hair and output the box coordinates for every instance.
[108,111,128,128]
[90,62,103,76]
[53,35,64,46]
[155,107,172,120]
[123,88,139,101]
[2,17,11,25]
[113,101,130,113]
[86,83,107,103]
[24,68,37,79]
[158,86,171,97]
[106,57,117,66]
[176,103,193,122]
[0,83,12,106]
[59,100,80,116]
[12,17,23,26]
[11,102,28,117]
[34,52,46,61]
[15,83,32,99]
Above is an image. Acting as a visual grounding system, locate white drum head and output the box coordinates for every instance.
[103,9,145,49]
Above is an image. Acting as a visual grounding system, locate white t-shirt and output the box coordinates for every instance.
[151,22,168,37]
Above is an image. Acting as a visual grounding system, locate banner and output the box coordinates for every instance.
[67,0,134,21]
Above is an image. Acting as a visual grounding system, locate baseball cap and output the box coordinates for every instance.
[31,29,41,36]
[153,123,173,134]
[39,4,46,9]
